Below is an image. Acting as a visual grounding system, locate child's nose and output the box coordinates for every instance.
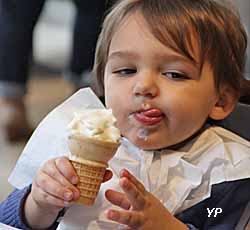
[132,72,158,98]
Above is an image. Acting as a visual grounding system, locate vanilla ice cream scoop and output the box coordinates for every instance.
[68,109,120,143]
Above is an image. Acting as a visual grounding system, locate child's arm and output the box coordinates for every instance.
[23,156,112,229]
[0,186,32,229]
[105,169,188,230]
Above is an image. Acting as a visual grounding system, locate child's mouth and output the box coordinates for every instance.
[133,108,165,125]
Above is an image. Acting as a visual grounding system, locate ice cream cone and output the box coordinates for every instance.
[68,134,120,205]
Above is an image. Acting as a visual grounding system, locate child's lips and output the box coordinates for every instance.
[133,108,165,125]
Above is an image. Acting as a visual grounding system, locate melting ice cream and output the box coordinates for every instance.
[68,109,120,143]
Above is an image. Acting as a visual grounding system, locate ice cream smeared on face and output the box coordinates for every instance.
[137,128,149,141]
[68,109,120,143]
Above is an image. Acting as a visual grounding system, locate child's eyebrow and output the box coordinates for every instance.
[108,50,198,67]
[108,51,139,61]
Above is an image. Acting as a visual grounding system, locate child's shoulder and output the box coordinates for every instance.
[176,178,250,229]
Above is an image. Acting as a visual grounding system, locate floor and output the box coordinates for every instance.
[0,71,74,202]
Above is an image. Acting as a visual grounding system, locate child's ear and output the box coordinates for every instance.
[209,86,238,120]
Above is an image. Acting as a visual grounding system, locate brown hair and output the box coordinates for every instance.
[93,0,247,97]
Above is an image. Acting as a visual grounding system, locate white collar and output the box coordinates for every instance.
[110,126,250,213]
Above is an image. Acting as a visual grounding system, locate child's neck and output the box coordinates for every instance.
[164,124,209,151]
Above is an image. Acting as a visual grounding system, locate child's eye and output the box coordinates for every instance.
[113,68,136,76]
[162,72,190,80]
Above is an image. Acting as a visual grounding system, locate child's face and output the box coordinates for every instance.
[104,13,222,150]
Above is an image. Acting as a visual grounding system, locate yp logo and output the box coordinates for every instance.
[207,208,223,217]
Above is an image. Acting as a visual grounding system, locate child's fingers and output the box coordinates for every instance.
[32,181,71,209]
[55,157,79,184]
[35,170,75,202]
[119,177,146,210]
[42,159,74,187]
[42,158,80,199]
[105,189,131,210]
[105,209,143,228]
[120,169,146,195]
[103,169,113,182]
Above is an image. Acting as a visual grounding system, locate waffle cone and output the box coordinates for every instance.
[68,135,120,205]
[70,159,107,206]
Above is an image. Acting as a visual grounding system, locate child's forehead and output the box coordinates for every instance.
[110,11,201,64]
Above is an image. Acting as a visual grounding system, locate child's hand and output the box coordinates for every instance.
[30,157,80,211]
[30,156,113,211]
[105,169,188,230]
[24,156,113,228]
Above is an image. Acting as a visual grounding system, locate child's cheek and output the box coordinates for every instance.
[104,80,119,109]
[104,85,112,108]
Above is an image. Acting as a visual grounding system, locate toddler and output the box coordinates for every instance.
[1,0,250,229]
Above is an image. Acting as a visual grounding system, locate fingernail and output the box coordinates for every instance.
[105,210,116,219]
[121,178,128,187]
[120,168,128,177]
[71,176,78,184]
[64,192,73,200]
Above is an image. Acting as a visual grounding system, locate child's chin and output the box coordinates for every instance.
[132,138,167,151]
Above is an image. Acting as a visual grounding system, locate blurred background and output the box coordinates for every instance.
[0,0,100,201]
[235,0,250,80]
[0,0,249,202]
